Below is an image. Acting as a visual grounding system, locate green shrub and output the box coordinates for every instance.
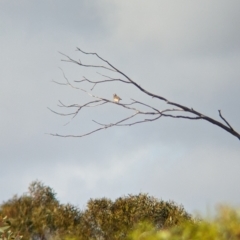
[0,182,191,240]
[127,206,240,240]
[78,193,192,239]
[0,181,81,240]
[6,182,240,239]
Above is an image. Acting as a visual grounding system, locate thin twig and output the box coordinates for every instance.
[218,110,234,131]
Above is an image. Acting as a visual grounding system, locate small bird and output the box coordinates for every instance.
[113,94,122,103]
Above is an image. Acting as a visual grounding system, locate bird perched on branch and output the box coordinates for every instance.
[113,94,122,103]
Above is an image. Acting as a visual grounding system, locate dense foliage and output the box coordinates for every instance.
[128,206,240,240]
[1,181,239,240]
[0,181,191,240]
[79,194,191,240]
[0,181,82,240]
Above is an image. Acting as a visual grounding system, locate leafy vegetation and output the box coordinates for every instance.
[0,181,239,240]
[0,181,191,240]
[0,181,81,240]
[0,215,22,240]
[128,206,240,240]
[79,194,191,240]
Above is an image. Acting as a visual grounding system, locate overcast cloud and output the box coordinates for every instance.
[0,0,239,214]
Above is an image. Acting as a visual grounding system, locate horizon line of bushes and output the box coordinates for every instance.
[0,181,239,240]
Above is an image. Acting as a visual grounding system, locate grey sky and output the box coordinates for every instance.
[0,1,239,214]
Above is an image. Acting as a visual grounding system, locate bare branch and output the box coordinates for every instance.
[218,110,234,131]
[47,107,76,117]
[93,111,139,126]
[74,76,130,91]
[59,52,116,72]
[116,115,162,127]
[76,48,168,101]
[49,48,240,141]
